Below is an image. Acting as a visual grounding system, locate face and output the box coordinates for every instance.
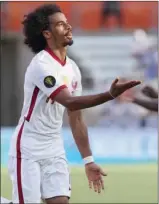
[43,12,73,47]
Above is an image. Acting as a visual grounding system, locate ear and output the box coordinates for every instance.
[42,30,51,39]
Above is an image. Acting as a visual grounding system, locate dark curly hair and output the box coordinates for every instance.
[22,4,62,53]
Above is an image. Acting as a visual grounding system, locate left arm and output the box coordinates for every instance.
[67,62,106,194]
[67,109,92,159]
[68,62,92,158]
[67,109,107,194]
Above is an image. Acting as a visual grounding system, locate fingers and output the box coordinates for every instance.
[124,80,141,89]
[93,180,98,193]
[97,180,102,194]
[89,176,105,194]
[100,178,104,190]
[89,180,92,189]
[112,78,119,86]
[91,180,102,194]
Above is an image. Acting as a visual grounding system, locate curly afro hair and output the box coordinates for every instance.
[22,4,62,53]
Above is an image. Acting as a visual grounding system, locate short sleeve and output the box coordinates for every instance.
[33,60,67,99]
[71,61,82,96]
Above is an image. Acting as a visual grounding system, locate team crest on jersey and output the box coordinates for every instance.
[44,76,56,88]
[72,79,77,90]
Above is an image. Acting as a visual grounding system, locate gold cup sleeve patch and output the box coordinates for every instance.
[44,76,56,88]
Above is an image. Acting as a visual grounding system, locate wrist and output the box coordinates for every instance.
[109,91,116,99]
[104,91,114,101]
[83,156,94,165]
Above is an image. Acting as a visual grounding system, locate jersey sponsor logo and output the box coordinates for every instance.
[44,76,56,88]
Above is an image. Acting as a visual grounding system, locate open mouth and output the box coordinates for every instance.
[65,32,72,39]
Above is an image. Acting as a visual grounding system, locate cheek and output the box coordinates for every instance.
[57,27,66,37]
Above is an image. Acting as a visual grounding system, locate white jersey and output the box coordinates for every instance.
[9,48,82,160]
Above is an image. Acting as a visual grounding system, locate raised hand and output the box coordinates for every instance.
[109,78,141,98]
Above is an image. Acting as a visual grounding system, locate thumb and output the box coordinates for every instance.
[100,168,107,176]
[112,78,119,86]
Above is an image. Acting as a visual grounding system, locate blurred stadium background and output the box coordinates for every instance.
[1,1,158,203]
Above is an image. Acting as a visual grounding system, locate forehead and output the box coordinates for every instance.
[49,12,67,23]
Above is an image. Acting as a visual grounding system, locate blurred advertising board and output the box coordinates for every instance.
[1,127,157,166]
[1,2,157,33]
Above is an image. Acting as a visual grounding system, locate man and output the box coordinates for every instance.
[125,86,158,112]
[8,4,141,204]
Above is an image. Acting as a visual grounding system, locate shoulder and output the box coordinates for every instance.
[29,50,58,74]
[33,50,54,65]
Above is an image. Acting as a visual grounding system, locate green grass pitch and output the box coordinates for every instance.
[1,164,157,203]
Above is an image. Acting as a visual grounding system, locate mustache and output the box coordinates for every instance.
[65,31,72,36]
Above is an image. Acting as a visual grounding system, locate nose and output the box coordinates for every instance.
[67,23,72,31]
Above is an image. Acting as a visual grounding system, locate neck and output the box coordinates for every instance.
[47,42,67,63]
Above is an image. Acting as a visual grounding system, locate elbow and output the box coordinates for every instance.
[67,107,77,112]
[64,100,79,111]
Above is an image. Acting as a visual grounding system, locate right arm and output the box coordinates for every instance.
[53,89,113,111]
[53,78,141,111]
[34,61,141,111]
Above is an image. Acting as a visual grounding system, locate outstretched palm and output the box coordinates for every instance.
[109,78,141,98]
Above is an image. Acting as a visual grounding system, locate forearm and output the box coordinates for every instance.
[133,97,158,112]
[66,92,113,111]
[54,79,141,111]
[69,114,92,158]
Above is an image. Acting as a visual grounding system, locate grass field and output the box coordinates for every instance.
[1,164,157,203]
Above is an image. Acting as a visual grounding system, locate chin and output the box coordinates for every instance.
[63,39,74,47]
[68,39,73,46]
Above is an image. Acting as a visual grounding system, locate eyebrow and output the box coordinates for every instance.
[56,20,68,25]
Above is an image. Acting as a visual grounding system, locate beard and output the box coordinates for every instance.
[62,39,74,47]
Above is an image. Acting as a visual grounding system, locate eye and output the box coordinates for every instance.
[58,22,65,26]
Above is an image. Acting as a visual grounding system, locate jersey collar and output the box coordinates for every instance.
[45,47,66,66]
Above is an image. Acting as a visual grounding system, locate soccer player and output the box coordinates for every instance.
[8,4,141,204]
[124,85,158,112]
